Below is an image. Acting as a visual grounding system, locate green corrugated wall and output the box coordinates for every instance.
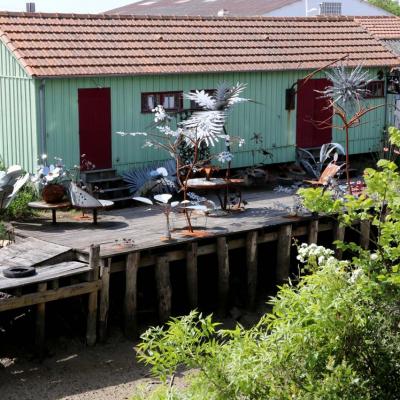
[0,41,38,172]
[42,68,390,173]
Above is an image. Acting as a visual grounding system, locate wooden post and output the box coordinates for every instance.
[35,282,47,356]
[360,220,371,250]
[155,255,172,323]
[51,209,57,224]
[186,243,198,309]
[98,258,111,342]
[217,236,229,315]
[92,209,98,225]
[308,219,319,244]
[276,224,292,283]
[86,244,100,346]
[246,231,258,310]
[333,221,345,260]
[125,252,140,338]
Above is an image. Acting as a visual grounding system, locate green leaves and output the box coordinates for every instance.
[133,127,400,399]
[368,0,400,17]
[137,311,221,382]
[297,187,340,214]
[133,253,400,400]
[388,126,400,147]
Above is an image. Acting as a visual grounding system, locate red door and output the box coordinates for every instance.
[78,88,112,169]
[296,79,332,148]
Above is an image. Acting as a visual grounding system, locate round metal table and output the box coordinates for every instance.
[185,178,245,210]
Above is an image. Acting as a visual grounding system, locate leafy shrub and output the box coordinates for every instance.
[132,128,400,400]
[134,254,399,399]
[1,183,37,220]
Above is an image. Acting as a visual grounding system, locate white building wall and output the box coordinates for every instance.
[266,0,392,17]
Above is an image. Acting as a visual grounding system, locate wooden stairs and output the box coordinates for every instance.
[81,168,132,208]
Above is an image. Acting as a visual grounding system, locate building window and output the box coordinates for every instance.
[365,81,384,98]
[141,91,183,113]
[189,89,216,110]
[319,2,342,15]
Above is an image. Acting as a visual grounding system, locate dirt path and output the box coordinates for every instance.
[0,332,152,400]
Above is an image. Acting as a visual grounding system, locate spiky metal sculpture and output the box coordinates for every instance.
[323,63,371,115]
[317,63,382,194]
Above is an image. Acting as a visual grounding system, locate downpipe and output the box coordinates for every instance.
[39,79,47,160]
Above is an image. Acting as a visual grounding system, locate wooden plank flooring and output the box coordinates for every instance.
[0,237,71,267]
[0,261,90,290]
[12,190,298,258]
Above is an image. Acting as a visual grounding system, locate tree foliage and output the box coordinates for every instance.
[132,127,400,399]
[368,0,400,16]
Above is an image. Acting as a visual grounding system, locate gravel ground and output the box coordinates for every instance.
[0,331,152,400]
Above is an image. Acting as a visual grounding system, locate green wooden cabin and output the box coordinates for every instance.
[0,12,398,173]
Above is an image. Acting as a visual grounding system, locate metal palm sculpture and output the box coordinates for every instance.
[183,82,249,147]
[118,82,250,233]
[184,82,248,205]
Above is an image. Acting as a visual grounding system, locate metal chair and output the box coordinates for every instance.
[69,182,114,224]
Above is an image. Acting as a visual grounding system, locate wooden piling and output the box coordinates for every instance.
[35,282,47,356]
[276,224,292,283]
[333,221,345,260]
[124,252,140,338]
[98,258,111,342]
[186,243,198,310]
[246,231,258,310]
[308,219,319,244]
[217,236,230,315]
[360,220,371,250]
[86,244,100,346]
[155,255,172,323]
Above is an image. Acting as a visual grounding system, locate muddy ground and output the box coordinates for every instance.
[1,330,152,400]
[0,305,268,400]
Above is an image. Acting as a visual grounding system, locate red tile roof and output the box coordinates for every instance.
[106,0,299,17]
[0,12,398,78]
[355,16,400,40]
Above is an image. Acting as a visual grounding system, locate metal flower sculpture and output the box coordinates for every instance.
[133,194,180,240]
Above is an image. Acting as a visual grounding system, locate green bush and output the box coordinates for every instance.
[134,255,399,399]
[132,127,400,400]
[1,183,37,220]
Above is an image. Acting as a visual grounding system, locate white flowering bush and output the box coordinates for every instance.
[296,242,335,267]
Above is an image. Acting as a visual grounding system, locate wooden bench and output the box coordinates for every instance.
[28,200,71,224]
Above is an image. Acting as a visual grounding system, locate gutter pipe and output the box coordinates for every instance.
[39,78,47,160]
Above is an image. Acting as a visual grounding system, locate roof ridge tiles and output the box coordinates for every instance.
[0,11,356,22]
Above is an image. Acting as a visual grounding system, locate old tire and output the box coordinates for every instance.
[3,266,36,278]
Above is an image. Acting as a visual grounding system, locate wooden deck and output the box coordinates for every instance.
[2,188,368,347]
[13,190,298,257]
